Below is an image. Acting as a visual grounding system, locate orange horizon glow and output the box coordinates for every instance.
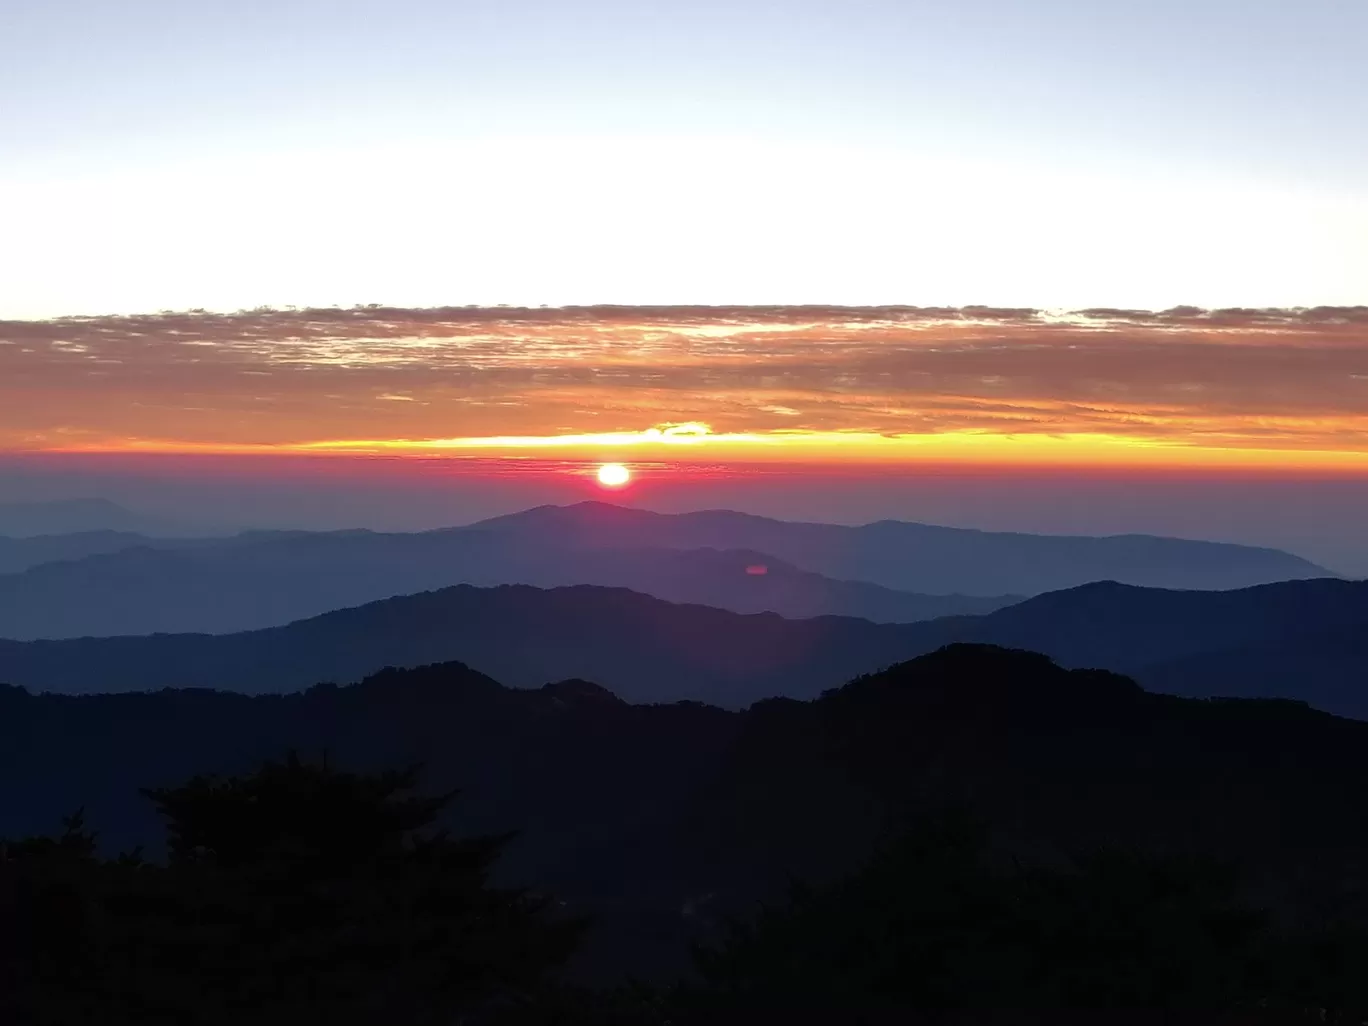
[6,305,1368,477]
[28,422,1368,475]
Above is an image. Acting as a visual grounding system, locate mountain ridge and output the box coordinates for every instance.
[0,524,1017,639]
[0,583,927,706]
[466,501,1332,594]
[4,575,1368,717]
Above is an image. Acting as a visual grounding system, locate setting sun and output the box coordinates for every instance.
[596,463,631,488]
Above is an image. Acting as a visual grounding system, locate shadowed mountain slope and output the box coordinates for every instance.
[6,645,1368,981]
[696,644,1368,877]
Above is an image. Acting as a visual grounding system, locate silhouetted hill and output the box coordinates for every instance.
[0,527,1013,639]
[686,644,1368,933]
[470,502,1331,594]
[7,645,1368,982]
[0,584,935,706]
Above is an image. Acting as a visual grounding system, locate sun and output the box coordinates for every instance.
[596,463,631,488]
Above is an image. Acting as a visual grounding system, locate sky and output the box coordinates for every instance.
[6,305,1368,468]
[1,0,1366,568]
[4,304,1368,571]
[2,0,1366,314]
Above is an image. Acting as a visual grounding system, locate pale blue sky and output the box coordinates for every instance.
[2,0,1365,315]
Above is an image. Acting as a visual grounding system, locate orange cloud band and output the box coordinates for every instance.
[4,305,1368,472]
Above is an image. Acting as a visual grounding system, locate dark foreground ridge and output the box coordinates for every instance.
[5,642,1368,1017]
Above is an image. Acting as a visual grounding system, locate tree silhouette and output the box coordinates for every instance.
[0,809,121,1024]
[1,755,584,1025]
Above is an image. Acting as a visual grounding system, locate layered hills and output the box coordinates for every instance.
[2,575,1366,717]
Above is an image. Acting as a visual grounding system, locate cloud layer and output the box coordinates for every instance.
[3,305,1368,463]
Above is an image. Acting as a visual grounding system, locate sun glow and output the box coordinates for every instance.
[597,463,631,488]
[39,422,1368,475]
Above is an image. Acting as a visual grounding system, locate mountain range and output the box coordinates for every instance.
[0,584,911,706]
[0,500,1332,640]
[0,528,1015,639]
[6,645,1368,981]
[473,501,1332,594]
[3,575,1367,716]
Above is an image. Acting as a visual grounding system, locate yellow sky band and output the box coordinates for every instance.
[34,425,1368,473]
